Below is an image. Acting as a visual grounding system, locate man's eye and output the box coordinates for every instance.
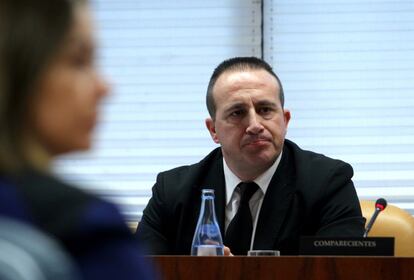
[259,107,272,114]
[229,110,244,118]
[258,107,275,118]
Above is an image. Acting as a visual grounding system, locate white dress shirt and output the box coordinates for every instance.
[223,152,282,250]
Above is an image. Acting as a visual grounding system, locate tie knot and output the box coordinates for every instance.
[238,182,259,204]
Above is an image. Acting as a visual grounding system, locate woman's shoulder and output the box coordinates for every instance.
[10,169,128,240]
[4,170,157,279]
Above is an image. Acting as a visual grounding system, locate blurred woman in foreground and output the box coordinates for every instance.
[0,0,155,279]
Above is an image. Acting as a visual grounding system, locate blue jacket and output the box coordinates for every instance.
[0,169,157,280]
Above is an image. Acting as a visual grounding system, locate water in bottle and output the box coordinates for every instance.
[191,189,224,256]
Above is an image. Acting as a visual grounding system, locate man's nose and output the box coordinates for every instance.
[245,111,264,135]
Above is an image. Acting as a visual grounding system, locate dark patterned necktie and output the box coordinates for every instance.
[224,182,259,255]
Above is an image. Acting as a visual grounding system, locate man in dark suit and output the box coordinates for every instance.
[136,57,365,255]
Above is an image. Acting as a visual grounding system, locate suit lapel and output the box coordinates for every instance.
[253,147,295,250]
[210,159,226,236]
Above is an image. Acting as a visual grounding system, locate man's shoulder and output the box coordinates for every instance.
[284,139,353,174]
[159,147,223,181]
[282,140,356,201]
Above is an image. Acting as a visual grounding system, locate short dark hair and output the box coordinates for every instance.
[206,57,285,118]
[0,0,86,171]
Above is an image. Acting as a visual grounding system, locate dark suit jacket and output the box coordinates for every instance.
[0,169,156,280]
[136,139,365,255]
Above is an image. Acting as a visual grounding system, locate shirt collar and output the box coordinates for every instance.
[223,151,283,205]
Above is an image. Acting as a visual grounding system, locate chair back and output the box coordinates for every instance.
[360,200,414,256]
[0,217,80,280]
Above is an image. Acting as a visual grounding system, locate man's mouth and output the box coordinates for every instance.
[242,137,271,147]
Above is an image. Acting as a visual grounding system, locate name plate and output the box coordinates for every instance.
[299,237,394,256]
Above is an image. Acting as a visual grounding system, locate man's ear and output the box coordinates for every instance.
[205,118,220,144]
[283,109,291,128]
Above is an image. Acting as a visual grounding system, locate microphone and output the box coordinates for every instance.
[363,198,387,238]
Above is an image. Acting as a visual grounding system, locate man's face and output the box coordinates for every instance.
[206,69,290,180]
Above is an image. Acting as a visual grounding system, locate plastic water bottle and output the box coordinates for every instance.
[191,189,224,256]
